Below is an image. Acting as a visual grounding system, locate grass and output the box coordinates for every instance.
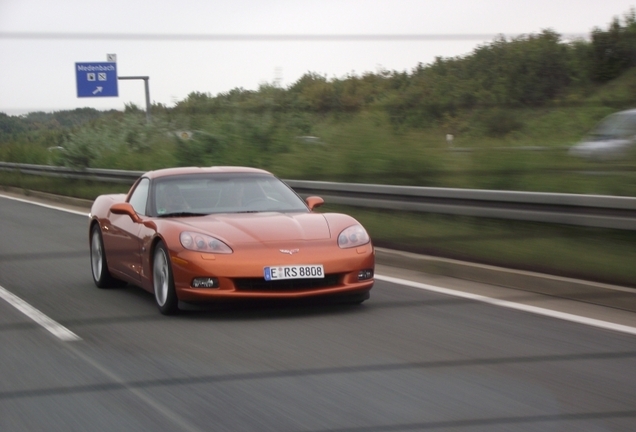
[323,204,636,288]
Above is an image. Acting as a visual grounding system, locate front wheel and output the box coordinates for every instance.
[153,242,179,315]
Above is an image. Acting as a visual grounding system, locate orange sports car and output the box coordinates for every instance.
[88,167,374,314]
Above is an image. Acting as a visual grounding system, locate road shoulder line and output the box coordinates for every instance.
[376,274,636,336]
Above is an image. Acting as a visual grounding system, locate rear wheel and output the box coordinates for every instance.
[90,225,126,288]
[153,242,179,315]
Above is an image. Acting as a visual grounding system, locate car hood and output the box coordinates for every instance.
[173,212,332,244]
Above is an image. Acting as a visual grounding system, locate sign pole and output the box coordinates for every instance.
[118,76,151,123]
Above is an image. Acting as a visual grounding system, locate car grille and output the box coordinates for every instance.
[234,274,341,292]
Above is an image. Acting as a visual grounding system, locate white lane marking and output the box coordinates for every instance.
[0,285,81,341]
[376,274,636,336]
[0,194,89,217]
[0,196,199,430]
[0,195,84,341]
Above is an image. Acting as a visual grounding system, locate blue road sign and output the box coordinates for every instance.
[75,62,118,97]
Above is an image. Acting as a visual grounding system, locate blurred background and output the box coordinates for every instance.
[1,1,636,286]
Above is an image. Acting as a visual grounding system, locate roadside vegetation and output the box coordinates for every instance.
[1,9,635,286]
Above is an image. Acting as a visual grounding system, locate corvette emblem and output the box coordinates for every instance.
[279,249,300,255]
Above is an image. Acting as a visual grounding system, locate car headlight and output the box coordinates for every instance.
[180,232,233,254]
[338,225,370,248]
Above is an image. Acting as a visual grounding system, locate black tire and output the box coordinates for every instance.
[90,224,126,288]
[152,241,179,315]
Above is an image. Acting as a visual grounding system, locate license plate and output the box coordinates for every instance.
[264,264,324,281]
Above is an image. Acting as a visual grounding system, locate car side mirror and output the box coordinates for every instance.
[110,202,142,223]
[305,196,324,210]
[110,202,157,230]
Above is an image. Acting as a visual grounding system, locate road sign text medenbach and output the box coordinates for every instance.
[75,62,118,97]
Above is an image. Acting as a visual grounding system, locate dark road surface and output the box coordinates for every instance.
[1,195,635,432]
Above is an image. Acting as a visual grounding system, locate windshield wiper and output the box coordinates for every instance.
[158,212,208,218]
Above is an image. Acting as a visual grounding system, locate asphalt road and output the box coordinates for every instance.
[1,195,636,432]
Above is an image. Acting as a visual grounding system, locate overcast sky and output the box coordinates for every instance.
[1,0,634,115]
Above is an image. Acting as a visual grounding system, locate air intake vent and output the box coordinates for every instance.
[235,274,341,292]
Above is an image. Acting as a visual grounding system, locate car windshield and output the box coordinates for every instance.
[153,173,309,216]
[589,112,636,139]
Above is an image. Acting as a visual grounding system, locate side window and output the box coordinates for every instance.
[128,178,150,215]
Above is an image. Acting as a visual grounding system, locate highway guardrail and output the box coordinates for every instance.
[2,161,635,230]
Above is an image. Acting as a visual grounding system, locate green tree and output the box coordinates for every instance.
[591,8,636,82]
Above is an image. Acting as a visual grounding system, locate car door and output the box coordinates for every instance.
[104,178,150,282]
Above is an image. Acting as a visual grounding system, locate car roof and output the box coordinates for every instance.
[143,166,273,180]
[605,109,636,118]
